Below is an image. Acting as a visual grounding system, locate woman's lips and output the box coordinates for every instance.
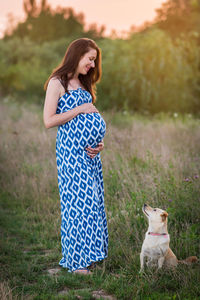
[85,66,90,72]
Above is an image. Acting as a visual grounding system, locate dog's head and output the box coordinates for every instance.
[142,203,168,224]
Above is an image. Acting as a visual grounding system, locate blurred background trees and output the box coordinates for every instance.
[4,0,85,42]
[1,0,200,114]
[155,0,200,39]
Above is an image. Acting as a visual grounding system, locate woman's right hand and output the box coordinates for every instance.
[79,103,99,114]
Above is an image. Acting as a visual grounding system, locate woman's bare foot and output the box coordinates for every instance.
[73,268,92,275]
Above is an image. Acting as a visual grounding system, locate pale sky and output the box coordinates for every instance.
[0,0,166,37]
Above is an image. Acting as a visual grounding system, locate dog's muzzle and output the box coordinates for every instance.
[143,204,149,216]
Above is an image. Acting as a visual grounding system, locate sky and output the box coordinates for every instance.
[0,0,167,37]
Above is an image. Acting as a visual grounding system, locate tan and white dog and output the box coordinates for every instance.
[140,204,197,272]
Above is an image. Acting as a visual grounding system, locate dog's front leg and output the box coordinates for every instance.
[140,252,145,273]
[157,256,165,269]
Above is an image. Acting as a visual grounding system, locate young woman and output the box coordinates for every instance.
[43,38,108,274]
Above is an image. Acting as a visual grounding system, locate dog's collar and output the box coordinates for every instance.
[148,232,168,237]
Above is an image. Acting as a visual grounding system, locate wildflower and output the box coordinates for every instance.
[173,112,178,118]
[194,175,199,179]
[168,199,172,202]
[184,178,190,182]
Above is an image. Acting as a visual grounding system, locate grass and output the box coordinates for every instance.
[0,97,200,299]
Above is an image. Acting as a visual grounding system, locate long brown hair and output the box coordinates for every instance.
[44,38,102,102]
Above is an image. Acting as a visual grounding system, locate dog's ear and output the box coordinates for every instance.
[161,212,168,222]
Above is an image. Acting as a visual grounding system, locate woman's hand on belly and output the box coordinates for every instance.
[79,103,99,114]
[86,140,104,158]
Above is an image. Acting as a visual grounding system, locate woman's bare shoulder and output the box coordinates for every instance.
[48,77,62,88]
[47,77,65,97]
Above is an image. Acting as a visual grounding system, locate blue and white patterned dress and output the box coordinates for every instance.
[56,87,108,272]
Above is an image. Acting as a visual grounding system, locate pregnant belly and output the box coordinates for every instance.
[76,112,106,148]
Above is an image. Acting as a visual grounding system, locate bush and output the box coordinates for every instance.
[0,29,200,113]
[98,29,200,113]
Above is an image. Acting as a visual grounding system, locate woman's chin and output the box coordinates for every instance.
[80,70,88,75]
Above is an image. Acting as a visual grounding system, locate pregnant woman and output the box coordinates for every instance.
[43,38,108,274]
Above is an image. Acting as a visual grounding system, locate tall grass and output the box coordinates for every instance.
[0,98,200,299]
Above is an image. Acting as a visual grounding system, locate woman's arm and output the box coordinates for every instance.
[43,78,98,129]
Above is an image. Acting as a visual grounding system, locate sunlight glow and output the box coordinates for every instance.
[0,0,167,37]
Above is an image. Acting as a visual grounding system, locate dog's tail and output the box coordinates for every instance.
[178,256,198,265]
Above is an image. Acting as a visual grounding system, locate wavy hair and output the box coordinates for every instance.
[44,38,102,102]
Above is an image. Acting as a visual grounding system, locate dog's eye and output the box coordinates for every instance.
[153,209,156,211]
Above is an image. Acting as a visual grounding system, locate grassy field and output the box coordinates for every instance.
[0,98,200,300]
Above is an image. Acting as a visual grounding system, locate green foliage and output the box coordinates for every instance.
[98,29,200,113]
[4,0,104,43]
[154,0,200,40]
[5,0,85,43]
[0,28,200,113]
[0,37,68,99]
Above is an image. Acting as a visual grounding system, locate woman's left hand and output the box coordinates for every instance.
[85,140,104,159]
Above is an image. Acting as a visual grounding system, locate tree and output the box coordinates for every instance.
[23,0,38,18]
[4,0,105,42]
[154,0,200,39]
[155,0,191,21]
[4,0,85,42]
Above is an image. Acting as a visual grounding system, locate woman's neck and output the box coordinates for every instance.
[68,77,81,90]
[69,70,79,80]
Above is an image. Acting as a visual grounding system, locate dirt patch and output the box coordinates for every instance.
[42,249,54,256]
[47,268,60,275]
[23,249,54,256]
[23,249,31,254]
[58,288,69,295]
[92,290,117,300]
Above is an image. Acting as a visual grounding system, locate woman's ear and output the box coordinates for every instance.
[161,212,168,222]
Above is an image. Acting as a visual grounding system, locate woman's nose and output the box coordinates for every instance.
[91,61,95,68]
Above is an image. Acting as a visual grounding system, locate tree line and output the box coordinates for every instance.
[1,0,200,114]
[4,0,105,42]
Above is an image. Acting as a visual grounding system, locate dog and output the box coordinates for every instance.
[140,204,197,272]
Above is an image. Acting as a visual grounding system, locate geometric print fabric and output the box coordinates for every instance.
[56,87,108,272]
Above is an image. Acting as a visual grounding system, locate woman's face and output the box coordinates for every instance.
[76,48,97,75]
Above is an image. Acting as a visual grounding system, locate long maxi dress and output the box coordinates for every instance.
[56,86,108,272]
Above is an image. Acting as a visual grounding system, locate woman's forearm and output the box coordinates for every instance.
[44,106,81,129]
